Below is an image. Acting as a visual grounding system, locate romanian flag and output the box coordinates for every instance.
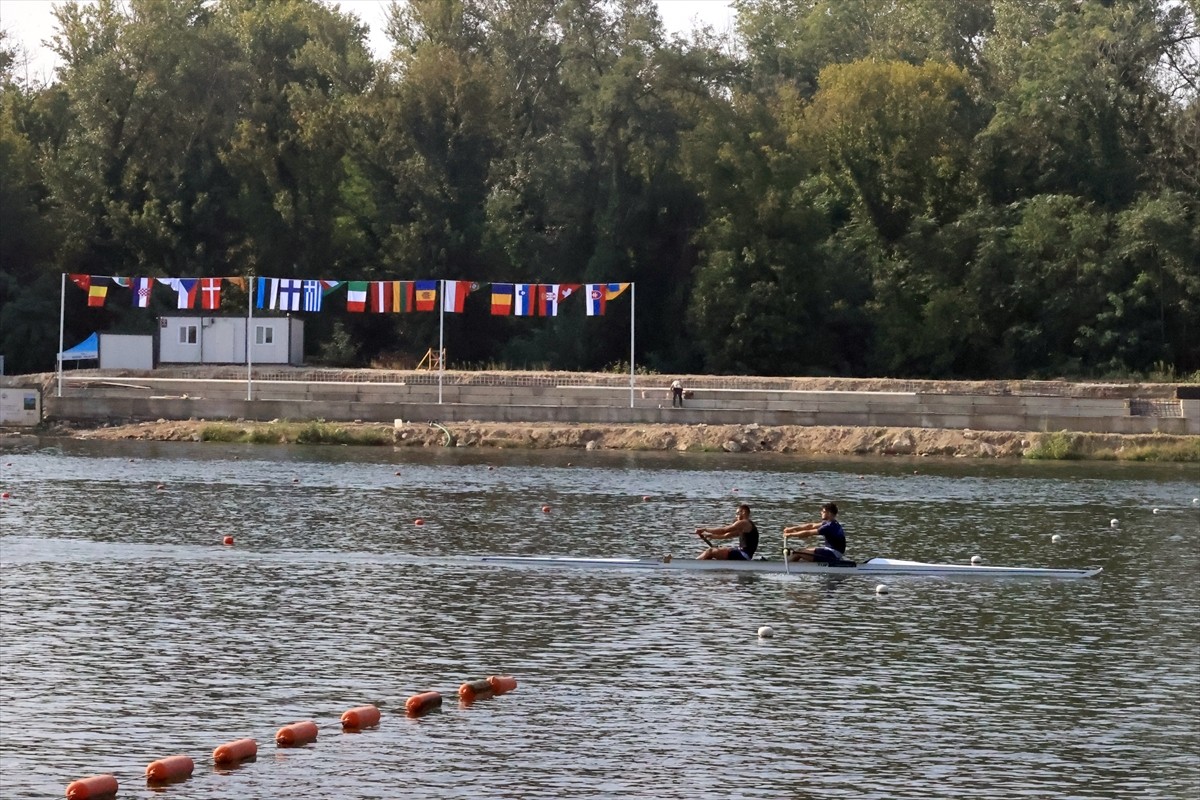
[414,280,438,311]
[491,283,514,315]
[87,282,108,307]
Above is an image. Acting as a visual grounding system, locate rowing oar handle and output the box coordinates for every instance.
[697,531,715,548]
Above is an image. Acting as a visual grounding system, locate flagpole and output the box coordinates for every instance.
[246,275,254,402]
[57,272,66,397]
[629,282,635,408]
[438,280,445,404]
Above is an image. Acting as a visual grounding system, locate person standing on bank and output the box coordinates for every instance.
[783,503,846,563]
[671,379,684,408]
[696,503,758,560]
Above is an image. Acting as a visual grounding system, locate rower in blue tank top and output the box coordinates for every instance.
[784,502,846,563]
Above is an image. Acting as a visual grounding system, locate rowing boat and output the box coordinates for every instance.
[480,555,1102,579]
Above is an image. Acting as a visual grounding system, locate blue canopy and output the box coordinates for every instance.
[59,332,99,361]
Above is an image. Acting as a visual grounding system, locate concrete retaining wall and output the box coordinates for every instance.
[42,378,1200,435]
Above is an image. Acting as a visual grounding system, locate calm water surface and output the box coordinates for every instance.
[0,439,1197,799]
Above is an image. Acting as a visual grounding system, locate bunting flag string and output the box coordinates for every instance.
[66,274,631,317]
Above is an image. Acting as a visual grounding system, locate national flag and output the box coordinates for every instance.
[87,283,108,307]
[132,277,153,308]
[70,274,91,291]
[255,277,275,309]
[537,283,582,316]
[442,280,473,313]
[491,283,514,315]
[370,281,394,312]
[514,283,536,316]
[226,276,247,291]
[414,280,438,311]
[301,280,323,311]
[200,277,221,310]
[396,281,415,312]
[346,281,368,312]
[320,280,343,296]
[111,277,130,288]
[585,284,606,316]
[166,278,200,309]
[605,282,630,300]
[275,279,301,311]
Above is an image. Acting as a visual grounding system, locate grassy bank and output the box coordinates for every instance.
[1024,431,1200,462]
[199,421,393,446]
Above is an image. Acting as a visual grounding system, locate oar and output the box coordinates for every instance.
[697,531,715,549]
[783,533,790,575]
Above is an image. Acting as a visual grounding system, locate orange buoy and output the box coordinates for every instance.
[275,720,318,747]
[458,679,494,703]
[145,755,194,784]
[486,675,518,695]
[1,492,9,499]
[405,691,442,717]
[65,774,118,799]
[541,505,551,513]
[340,704,381,729]
[222,535,234,546]
[414,518,424,526]
[212,737,257,765]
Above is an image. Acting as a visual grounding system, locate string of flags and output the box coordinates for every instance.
[67,275,631,316]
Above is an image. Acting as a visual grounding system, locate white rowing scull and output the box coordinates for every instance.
[480,555,1102,579]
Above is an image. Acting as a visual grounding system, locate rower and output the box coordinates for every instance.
[783,502,847,563]
[696,504,759,560]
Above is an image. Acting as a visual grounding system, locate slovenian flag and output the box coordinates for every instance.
[491,283,514,315]
[514,283,536,316]
[585,284,606,316]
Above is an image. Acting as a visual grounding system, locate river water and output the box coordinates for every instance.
[0,440,1197,799]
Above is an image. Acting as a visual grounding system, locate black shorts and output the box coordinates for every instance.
[727,548,751,561]
[812,546,843,564]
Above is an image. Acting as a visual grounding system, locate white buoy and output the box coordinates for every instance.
[757,626,774,639]
[1152,508,1159,514]
[1193,498,1198,505]
[1051,534,1061,543]
[875,584,889,595]
[970,555,982,565]
[1110,519,1120,528]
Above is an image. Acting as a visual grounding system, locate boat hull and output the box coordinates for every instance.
[480,555,1102,579]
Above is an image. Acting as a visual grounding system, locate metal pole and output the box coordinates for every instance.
[438,280,445,404]
[57,272,66,397]
[246,275,254,401]
[629,282,635,408]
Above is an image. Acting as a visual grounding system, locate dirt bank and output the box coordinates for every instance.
[37,419,1195,460]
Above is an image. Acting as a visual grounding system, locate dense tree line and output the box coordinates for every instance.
[1,0,1197,379]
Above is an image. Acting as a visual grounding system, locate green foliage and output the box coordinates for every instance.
[1024,431,1086,460]
[200,421,392,445]
[2,0,1197,379]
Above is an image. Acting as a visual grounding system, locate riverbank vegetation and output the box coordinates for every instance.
[199,421,394,446]
[2,0,1197,381]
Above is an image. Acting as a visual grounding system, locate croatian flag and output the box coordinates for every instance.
[514,283,536,316]
[585,284,606,316]
[132,277,153,308]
